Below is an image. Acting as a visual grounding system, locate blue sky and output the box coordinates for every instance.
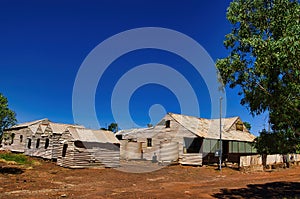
[0,0,269,135]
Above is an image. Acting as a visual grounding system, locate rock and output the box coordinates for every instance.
[184,191,191,195]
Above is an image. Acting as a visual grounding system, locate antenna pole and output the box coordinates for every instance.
[219,97,223,171]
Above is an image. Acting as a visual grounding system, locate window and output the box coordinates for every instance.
[236,121,244,131]
[147,138,152,147]
[20,135,23,143]
[44,138,49,149]
[116,134,122,140]
[74,141,86,148]
[211,139,220,153]
[27,138,31,149]
[36,138,40,148]
[239,142,245,153]
[229,141,233,153]
[165,120,170,128]
[202,139,211,153]
[232,141,239,153]
[245,142,252,153]
[184,137,202,153]
[11,133,15,144]
[62,144,68,157]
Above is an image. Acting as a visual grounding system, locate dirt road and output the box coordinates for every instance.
[1,158,300,198]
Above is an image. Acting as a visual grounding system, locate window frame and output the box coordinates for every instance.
[44,138,49,149]
[27,138,32,149]
[36,138,40,148]
[11,133,15,144]
[147,138,152,147]
[62,144,68,157]
[165,120,170,128]
[236,121,244,131]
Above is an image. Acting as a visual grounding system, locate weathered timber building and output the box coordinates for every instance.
[116,113,257,166]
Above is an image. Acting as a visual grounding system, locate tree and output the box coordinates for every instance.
[254,129,300,154]
[243,122,251,131]
[108,122,118,133]
[216,0,300,135]
[0,93,17,137]
[254,128,300,167]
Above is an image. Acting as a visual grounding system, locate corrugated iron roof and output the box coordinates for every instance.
[68,127,120,144]
[46,122,84,134]
[117,113,256,142]
[169,113,255,142]
[8,118,49,129]
[115,128,150,138]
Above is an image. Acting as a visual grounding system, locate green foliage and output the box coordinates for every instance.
[217,0,300,134]
[0,93,17,137]
[254,129,300,154]
[108,122,118,133]
[0,153,32,165]
[243,122,251,130]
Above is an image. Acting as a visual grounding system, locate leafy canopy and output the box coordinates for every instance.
[108,122,118,133]
[243,122,251,130]
[217,0,300,134]
[254,129,300,154]
[0,93,16,136]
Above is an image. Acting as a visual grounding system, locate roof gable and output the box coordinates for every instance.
[167,113,255,142]
[8,118,49,130]
[67,127,120,144]
[46,122,84,134]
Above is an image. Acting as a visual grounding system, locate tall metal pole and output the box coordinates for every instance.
[219,97,223,171]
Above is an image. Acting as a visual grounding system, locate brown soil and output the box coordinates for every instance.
[0,154,300,199]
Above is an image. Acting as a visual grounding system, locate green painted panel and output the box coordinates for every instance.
[245,142,252,153]
[232,141,238,153]
[239,142,245,153]
[202,139,211,153]
[211,139,219,153]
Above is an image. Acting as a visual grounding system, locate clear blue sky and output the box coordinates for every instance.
[0,0,268,135]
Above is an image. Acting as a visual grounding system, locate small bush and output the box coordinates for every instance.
[0,153,32,165]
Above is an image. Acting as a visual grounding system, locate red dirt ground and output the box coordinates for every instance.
[1,154,300,199]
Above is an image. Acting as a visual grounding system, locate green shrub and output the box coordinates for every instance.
[0,153,32,165]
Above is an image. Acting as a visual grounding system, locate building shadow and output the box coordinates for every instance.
[0,166,24,174]
[212,181,300,199]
